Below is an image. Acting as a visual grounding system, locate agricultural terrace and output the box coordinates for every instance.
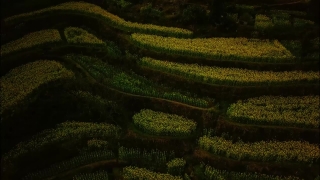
[1,0,320,179]
[202,163,301,180]
[198,136,320,164]
[122,166,183,180]
[0,60,74,114]
[227,96,320,128]
[4,2,193,38]
[86,139,109,150]
[131,34,294,62]
[65,54,210,108]
[255,14,274,32]
[139,57,319,86]
[24,151,115,179]
[0,29,61,56]
[72,90,117,108]
[3,121,121,164]
[72,171,109,180]
[280,38,320,59]
[64,27,105,45]
[167,158,186,175]
[118,146,175,164]
[255,13,314,34]
[132,109,197,136]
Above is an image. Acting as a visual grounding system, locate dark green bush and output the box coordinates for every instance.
[106,41,122,59]
[125,0,144,4]
[239,12,254,25]
[140,3,163,19]
[179,4,207,25]
[307,0,319,24]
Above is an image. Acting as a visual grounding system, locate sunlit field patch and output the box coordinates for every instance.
[0,60,74,113]
[139,57,319,86]
[198,135,320,164]
[227,95,320,128]
[122,166,182,180]
[201,163,301,180]
[131,34,294,62]
[132,109,197,136]
[0,29,61,56]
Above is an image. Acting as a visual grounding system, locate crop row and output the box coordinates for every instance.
[72,171,109,180]
[270,10,307,18]
[0,60,75,114]
[5,2,192,37]
[167,158,186,176]
[3,121,121,166]
[198,136,319,164]
[122,166,182,180]
[139,57,319,86]
[254,14,314,33]
[71,90,117,108]
[65,54,209,108]
[24,150,115,179]
[131,33,294,63]
[119,146,175,167]
[64,27,105,45]
[227,95,319,128]
[201,163,301,180]
[23,144,178,179]
[1,29,62,56]
[132,109,197,137]
[1,27,107,56]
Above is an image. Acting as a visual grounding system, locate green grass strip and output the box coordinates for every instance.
[65,54,209,108]
[64,27,105,45]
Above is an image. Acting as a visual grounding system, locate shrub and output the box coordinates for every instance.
[167,158,186,176]
[179,4,207,25]
[239,12,254,25]
[140,3,163,19]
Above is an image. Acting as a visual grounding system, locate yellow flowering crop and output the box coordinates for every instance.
[227,96,319,128]
[203,163,301,180]
[131,34,294,62]
[198,136,320,164]
[1,29,61,56]
[72,171,109,180]
[64,27,105,44]
[167,158,186,175]
[139,57,319,86]
[132,109,197,136]
[123,166,183,180]
[0,60,74,114]
[5,2,192,37]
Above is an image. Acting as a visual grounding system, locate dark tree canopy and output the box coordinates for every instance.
[307,0,319,24]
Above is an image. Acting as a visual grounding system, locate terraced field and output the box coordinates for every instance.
[1,0,319,180]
